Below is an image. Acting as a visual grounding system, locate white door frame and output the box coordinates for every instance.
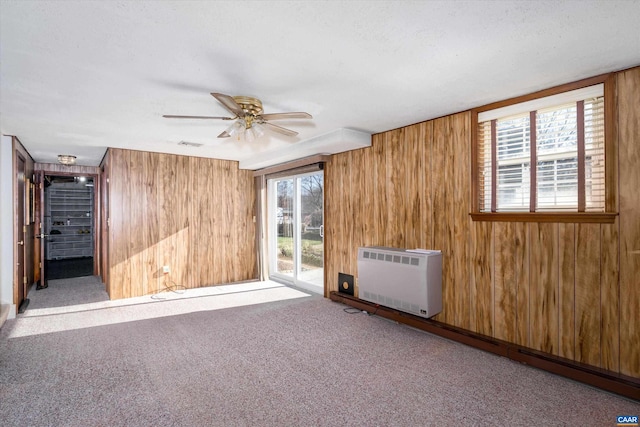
[267,171,323,294]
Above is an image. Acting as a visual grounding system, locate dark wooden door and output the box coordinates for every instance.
[34,171,46,288]
[16,154,27,311]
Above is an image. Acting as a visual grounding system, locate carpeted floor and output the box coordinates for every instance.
[0,278,638,426]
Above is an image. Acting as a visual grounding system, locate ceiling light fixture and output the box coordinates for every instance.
[222,96,267,142]
[57,154,77,166]
[224,119,265,142]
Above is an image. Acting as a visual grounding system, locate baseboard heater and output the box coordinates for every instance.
[357,246,442,318]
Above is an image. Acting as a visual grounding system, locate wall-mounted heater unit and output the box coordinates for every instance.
[357,247,442,318]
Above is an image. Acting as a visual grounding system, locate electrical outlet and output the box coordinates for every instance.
[162,265,170,274]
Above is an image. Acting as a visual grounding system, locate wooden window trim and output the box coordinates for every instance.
[471,72,618,223]
[470,212,617,223]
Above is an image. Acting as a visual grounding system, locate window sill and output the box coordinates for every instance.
[469,212,618,223]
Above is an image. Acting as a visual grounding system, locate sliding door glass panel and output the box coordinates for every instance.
[275,179,294,277]
[269,171,323,294]
[297,174,323,287]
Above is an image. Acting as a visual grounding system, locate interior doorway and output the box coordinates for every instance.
[43,175,95,281]
[268,171,324,294]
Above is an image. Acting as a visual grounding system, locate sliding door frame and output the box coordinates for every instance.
[267,170,324,294]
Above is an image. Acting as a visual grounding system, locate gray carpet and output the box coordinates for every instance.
[1,278,638,426]
[29,275,109,309]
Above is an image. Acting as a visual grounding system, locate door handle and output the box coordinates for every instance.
[319,225,324,238]
[35,234,48,239]
[17,240,24,246]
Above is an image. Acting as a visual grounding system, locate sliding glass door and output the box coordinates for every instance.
[269,171,323,294]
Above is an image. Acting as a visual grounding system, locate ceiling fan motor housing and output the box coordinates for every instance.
[233,96,263,116]
[233,96,263,129]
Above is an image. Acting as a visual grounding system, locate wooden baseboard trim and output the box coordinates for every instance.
[329,291,640,401]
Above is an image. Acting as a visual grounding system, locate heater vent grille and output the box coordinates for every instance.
[362,250,420,266]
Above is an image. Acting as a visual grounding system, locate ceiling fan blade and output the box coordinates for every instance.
[259,112,312,121]
[263,122,298,137]
[217,130,231,138]
[163,115,233,120]
[211,93,245,117]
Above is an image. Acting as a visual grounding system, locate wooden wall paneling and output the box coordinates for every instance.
[618,67,640,378]
[220,160,234,284]
[229,161,240,282]
[235,167,248,282]
[359,147,375,249]
[239,168,257,282]
[333,153,350,289]
[385,129,406,248]
[359,147,378,246]
[574,223,601,366]
[372,134,387,248]
[196,157,214,286]
[157,154,178,291]
[127,150,145,298]
[557,223,576,360]
[431,117,450,323]
[600,219,620,372]
[470,220,493,335]
[120,150,133,299]
[141,152,159,295]
[514,223,530,347]
[221,161,236,284]
[124,151,144,295]
[419,122,433,251]
[404,124,422,250]
[105,149,257,299]
[226,160,239,282]
[178,155,192,288]
[327,153,340,289]
[186,157,198,286]
[343,150,356,276]
[108,149,130,300]
[107,149,119,298]
[452,112,471,329]
[211,158,224,286]
[493,222,517,342]
[350,149,365,275]
[529,223,559,355]
[443,117,458,325]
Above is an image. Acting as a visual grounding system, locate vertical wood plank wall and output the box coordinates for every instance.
[324,66,640,378]
[104,148,257,299]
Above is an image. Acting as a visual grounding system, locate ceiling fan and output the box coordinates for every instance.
[163,93,312,140]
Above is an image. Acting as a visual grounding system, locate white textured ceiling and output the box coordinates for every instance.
[1,0,639,168]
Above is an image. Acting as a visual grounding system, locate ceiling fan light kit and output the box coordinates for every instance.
[163,92,312,141]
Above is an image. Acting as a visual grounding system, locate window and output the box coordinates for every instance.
[472,76,616,222]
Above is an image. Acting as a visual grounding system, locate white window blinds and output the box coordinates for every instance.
[477,84,605,213]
